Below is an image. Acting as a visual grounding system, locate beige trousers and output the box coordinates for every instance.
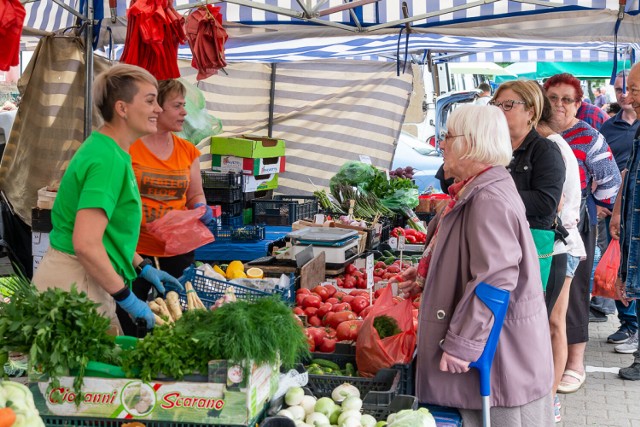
[33,247,122,335]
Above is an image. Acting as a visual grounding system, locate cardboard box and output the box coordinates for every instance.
[211,136,286,159]
[32,232,50,257]
[243,174,278,193]
[211,155,286,176]
[29,359,278,425]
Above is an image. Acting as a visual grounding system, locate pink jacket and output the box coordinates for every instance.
[416,166,553,409]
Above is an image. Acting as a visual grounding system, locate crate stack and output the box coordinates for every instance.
[209,135,286,221]
[201,171,245,228]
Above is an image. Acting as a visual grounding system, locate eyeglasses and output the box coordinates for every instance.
[488,99,526,111]
[615,88,624,94]
[548,95,577,105]
[444,133,463,141]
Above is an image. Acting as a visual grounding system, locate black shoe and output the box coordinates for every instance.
[589,309,607,323]
[619,362,640,381]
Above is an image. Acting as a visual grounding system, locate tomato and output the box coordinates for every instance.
[324,285,337,298]
[342,276,356,289]
[359,306,374,319]
[373,276,383,284]
[326,297,339,305]
[302,294,322,308]
[306,327,325,346]
[334,291,347,300]
[349,296,369,314]
[386,265,400,274]
[323,327,337,340]
[318,337,337,353]
[308,315,322,327]
[374,261,387,270]
[405,235,417,243]
[345,263,357,275]
[303,329,315,352]
[312,285,330,301]
[336,319,363,341]
[356,277,367,289]
[336,277,345,288]
[304,306,318,317]
[374,268,385,277]
[292,306,305,316]
[327,310,357,329]
[349,290,369,298]
[374,288,385,299]
[296,288,311,295]
[317,302,333,318]
[295,293,308,306]
[331,302,351,312]
[382,272,394,280]
[341,295,355,304]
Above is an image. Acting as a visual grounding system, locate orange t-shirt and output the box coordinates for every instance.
[131,134,201,256]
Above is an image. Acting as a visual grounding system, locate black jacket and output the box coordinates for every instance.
[507,129,566,230]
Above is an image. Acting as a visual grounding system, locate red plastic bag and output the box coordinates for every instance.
[592,239,620,299]
[355,284,417,377]
[146,206,214,257]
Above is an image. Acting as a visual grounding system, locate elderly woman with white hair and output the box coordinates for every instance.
[396,105,555,427]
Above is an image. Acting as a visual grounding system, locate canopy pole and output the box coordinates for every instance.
[84,0,94,140]
[268,63,276,138]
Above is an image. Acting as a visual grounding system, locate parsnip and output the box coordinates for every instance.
[154,297,173,321]
[165,291,183,320]
[185,281,206,310]
[154,314,165,326]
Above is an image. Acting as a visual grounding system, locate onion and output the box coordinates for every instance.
[329,406,342,424]
[360,414,377,427]
[306,412,331,426]
[288,405,306,421]
[331,383,360,403]
[314,397,336,417]
[340,416,362,427]
[300,395,317,415]
[341,396,363,412]
[285,386,305,406]
[277,409,294,419]
[337,410,361,426]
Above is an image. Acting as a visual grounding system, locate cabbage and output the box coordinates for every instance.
[387,408,436,427]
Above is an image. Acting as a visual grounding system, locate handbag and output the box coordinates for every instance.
[530,228,555,292]
[552,216,569,244]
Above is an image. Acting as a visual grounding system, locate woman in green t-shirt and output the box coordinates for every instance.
[33,64,181,334]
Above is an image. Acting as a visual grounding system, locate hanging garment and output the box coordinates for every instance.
[185,5,228,81]
[120,0,186,80]
[0,0,26,71]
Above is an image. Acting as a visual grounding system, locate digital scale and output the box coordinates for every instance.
[287,228,361,265]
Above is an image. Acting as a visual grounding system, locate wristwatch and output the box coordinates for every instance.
[135,258,153,275]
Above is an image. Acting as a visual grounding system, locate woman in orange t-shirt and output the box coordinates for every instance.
[117,79,212,336]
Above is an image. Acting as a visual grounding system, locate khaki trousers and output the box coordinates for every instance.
[33,247,122,335]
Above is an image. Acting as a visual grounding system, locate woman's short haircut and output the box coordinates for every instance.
[543,73,584,101]
[93,64,158,123]
[446,104,512,167]
[493,80,544,126]
[157,79,186,108]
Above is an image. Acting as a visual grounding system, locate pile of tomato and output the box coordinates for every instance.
[390,227,426,244]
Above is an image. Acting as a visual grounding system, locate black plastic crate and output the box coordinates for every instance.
[219,201,243,217]
[32,208,53,232]
[252,195,318,226]
[306,368,400,406]
[308,343,415,396]
[201,171,243,189]
[42,414,264,427]
[209,224,264,242]
[205,187,243,204]
[220,214,244,228]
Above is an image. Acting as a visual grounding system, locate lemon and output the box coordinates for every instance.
[213,264,227,278]
[228,270,248,279]
[246,267,264,279]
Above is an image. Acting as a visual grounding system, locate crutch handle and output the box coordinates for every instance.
[468,282,510,397]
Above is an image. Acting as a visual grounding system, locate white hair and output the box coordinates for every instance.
[446,104,513,167]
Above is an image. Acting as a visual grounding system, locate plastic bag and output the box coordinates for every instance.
[592,239,620,299]
[175,78,223,145]
[332,161,376,187]
[355,284,417,377]
[146,206,214,256]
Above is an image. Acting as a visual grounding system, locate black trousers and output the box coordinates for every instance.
[116,251,194,337]
[566,224,596,344]
[545,252,568,316]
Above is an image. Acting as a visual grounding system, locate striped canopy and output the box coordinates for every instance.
[20,0,640,62]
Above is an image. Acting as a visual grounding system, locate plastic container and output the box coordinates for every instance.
[201,171,243,189]
[210,224,265,242]
[419,403,463,427]
[219,201,244,217]
[306,368,400,406]
[205,187,243,204]
[252,195,318,226]
[178,265,294,308]
[41,414,264,427]
[308,343,416,395]
[220,214,244,228]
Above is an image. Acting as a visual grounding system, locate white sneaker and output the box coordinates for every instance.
[615,333,639,354]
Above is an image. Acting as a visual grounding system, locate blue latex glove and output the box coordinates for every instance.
[116,292,156,329]
[139,265,184,295]
[194,202,214,226]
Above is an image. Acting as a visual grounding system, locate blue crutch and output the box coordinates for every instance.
[468,282,511,427]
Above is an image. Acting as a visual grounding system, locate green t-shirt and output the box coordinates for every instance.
[50,131,142,284]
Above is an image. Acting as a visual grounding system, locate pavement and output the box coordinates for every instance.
[558,315,640,426]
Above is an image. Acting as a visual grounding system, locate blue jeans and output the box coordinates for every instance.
[618,300,638,332]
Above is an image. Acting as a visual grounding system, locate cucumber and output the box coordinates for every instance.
[308,366,324,375]
[384,256,396,265]
[345,362,356,376]
[311,358,341,371]
[383,250,395,258]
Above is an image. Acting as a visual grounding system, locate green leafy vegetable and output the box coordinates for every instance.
[373,315,401,339]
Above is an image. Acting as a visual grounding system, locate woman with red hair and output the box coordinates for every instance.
[543,73,621,393]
